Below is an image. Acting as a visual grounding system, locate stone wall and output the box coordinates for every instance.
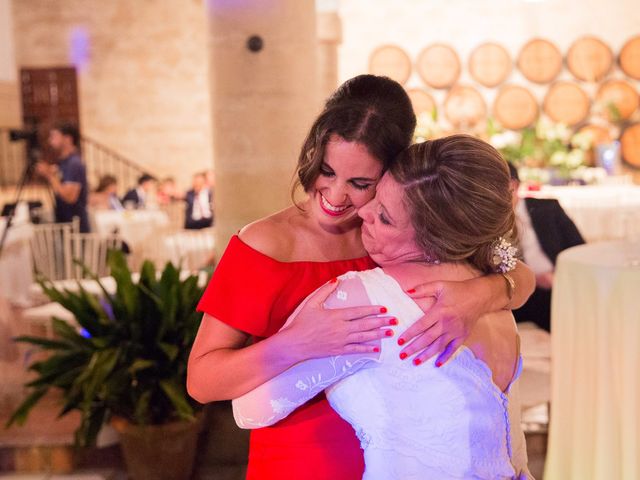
[11,0,212,189]
[0,0,19,127]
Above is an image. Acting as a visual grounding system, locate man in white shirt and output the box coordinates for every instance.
[509,163,584,331]
[185,172,214,230]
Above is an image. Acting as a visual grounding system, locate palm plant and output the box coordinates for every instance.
[7,250,206,447]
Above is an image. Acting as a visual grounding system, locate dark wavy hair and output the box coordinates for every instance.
[292,75,416,198]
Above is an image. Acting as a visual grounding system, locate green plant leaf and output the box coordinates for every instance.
[158,342,179,362]
[108,250,138,319]
[12,335,72,350]
[128,359,155,375]
[5,388,48,427]
[159,380,194,420]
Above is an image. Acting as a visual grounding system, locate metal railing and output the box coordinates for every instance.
[80,135,149,195]
[0,128,156,194]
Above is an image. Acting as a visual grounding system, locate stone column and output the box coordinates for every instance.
[206,0,319,250]
[317,11,342,103]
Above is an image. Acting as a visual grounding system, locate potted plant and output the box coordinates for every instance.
[7,251,207,480]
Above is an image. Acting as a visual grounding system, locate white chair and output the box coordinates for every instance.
[23,229,123,338]
[517,322,551,433]
[68,232,123,279]
[29,218,79,281]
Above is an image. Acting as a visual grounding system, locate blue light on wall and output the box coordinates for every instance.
[69,26,90,70]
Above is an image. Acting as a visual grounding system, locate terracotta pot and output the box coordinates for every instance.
[112,416,202,480]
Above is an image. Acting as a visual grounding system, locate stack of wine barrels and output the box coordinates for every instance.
[367,35,640,167]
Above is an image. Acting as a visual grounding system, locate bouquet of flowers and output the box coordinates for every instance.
[488,118,594,183]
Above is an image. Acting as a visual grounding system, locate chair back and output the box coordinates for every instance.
[30,218,79,281]
[69,232,123,279]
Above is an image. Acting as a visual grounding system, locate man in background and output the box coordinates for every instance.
[509,162,585,331]
[184,172,213,230]
[122,173,156,209]
[36,122,90,232]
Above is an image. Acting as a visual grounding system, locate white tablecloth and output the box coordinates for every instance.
[524,185,640,242]
[0,219,34,306]
[545,241,640,480]
[91,210,170,269]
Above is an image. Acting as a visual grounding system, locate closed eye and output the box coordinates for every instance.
[320,165,335,177]
[350,180,374,191]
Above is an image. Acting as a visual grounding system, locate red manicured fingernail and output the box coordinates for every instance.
[373,347,380,353]
[413,358,422,366]
[389,318,398,326]
[329,277,337,283]
[380,307,388,314]
[397,338,405,346]
[385,330,394,337]
[436,361,442,368]
[406,288,416,294]
[399,352,408,360]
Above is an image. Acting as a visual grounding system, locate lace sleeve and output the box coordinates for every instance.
[232,273,380,429]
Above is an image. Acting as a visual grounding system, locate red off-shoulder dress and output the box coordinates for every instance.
[197,235,376,480]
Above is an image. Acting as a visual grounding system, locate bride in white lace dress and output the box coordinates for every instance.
[232,135,533,480]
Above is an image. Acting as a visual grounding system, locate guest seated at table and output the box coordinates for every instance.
[184,172,214,230]
[90,175,124,211]
[509,163,585,331]
[157,176,184,205]
[122,173,156,210]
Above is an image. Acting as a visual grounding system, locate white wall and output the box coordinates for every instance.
[338,0,640,87]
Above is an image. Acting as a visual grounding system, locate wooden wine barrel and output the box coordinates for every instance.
[596,79,639,121]
[577,124,613,146]
[368,45,412,85]
[517,38,563,84]
[567,36,613,82]
[406,88,437,116]
[417,44,461,89]
[621,123,640,168]
[543,81,590,126]
[469,42,512,87]
[619,35,640,80]
[493,85,538,130]
[444,85,486,128]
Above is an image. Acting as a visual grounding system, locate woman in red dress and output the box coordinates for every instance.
[187,75,534,479]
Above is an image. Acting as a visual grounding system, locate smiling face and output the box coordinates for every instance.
[310,134,383,232]
[358,172,423,266]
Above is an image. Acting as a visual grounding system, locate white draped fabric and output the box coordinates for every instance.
[0,219,33,307]
[524,185,640,242]
[545,241,640,480]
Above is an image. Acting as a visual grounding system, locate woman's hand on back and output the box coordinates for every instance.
[398,261,534,366]
[279,280,394,360]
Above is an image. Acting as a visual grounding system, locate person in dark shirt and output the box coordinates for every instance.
[122,173,156,209]
[508,162,585,331]
[36,122,90,232]
[184,172,214,230]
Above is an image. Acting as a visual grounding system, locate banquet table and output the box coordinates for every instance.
[545,241,640,480]
[524,184,640,242]
[91,209,170,269]
[0,218,34,307]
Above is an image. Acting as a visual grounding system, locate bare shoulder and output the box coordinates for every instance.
[238,207,299,261]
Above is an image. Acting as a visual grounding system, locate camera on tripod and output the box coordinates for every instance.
[9,128,38,146]
[8,127,40,164]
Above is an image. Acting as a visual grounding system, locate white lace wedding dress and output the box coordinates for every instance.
[233,268,533,479]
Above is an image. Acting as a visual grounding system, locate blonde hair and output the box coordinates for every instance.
[390,135,516,273]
